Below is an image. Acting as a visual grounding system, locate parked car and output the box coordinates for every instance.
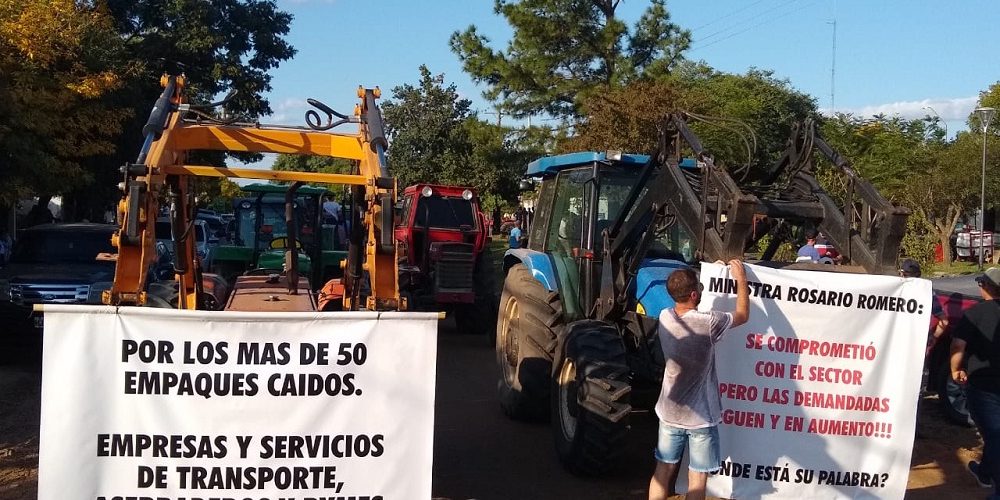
[155,218,217,270]
[0,223,172,336]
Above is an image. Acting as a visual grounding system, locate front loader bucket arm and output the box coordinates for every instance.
[596,115,757,321]
[107,75,201,308]
[658,115,758,262]
[805,134,910,275]
[759,118,910,275]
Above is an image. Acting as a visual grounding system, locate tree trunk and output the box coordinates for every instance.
[938,230,952,264]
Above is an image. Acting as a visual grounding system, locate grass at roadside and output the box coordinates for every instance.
[931,260,985,276]
[485,236,508,295]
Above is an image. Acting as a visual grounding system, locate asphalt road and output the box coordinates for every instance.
[930,274,981,297]
[431,318,658,500]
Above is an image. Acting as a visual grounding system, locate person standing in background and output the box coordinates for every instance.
[508,221,522,249]
[797,229,820,262]
[951,267,1000,496]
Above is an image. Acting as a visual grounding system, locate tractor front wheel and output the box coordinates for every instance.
[496,263,563,421]
[551,320,631,476]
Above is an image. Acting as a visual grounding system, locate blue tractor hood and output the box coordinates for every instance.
[634,258,689,318]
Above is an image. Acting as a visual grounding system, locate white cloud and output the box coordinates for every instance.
[266,97,308,124]
[821,96,979,121]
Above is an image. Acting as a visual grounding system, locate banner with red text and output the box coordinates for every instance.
[38,305,438,500]
[700,263,930,499]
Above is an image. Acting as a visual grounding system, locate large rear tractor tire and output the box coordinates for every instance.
[552,320,631,476]
[496,263,563,421]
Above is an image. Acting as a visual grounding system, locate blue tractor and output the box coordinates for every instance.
[495,115,909,475]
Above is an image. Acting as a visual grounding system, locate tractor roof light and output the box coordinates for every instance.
[462,189,473,200]
[606,150,623,161]
[421,186,434,198]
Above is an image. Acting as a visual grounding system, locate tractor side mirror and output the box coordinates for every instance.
[518,179,534,191]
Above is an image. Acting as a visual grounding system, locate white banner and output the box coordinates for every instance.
[695,263,930,499]
[38,305,439,500]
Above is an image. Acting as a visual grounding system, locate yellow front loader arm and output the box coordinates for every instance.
[105,75,400,311]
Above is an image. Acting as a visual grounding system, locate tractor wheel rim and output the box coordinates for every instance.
[557,357,578,440]
[499,296,519,382]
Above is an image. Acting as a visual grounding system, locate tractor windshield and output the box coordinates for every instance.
[233,199,315,249]
[415,196,475,229]
[598,165,694,262]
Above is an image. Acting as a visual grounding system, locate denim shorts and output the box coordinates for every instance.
[654,421,721,473]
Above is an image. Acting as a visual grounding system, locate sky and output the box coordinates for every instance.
[254,0,999,155]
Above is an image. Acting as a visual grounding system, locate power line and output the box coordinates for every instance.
[690,0,820,52]
[689,0,771,33]
[694,0,799,44]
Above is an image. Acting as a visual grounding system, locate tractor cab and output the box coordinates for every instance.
[517,152,697,319]
[212,183,348,289]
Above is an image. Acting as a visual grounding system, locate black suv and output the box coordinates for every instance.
[0,223,172,335]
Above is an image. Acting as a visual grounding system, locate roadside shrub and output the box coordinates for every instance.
[901,210,937,271]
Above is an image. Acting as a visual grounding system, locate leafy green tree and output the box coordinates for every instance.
[566,68,817,172]
[0,0,133,207]
[273,154,356,176]
[465,119,547,211]
[382,66,476,189]
[902,132,996,264]
[450,0,691,119]
[105,0,295,117]
[62,0,297,220]
[818,105,1000,265]
[382,66,545,208]
[819,114,934,202]
[971,81,1000,132]
[684,68,817,172]
[206,178,244,213]
[271,154,355,201]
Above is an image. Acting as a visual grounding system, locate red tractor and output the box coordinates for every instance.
[395,184,496,333]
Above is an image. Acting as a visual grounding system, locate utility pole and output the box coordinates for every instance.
[829,18,837,111]
[481,107,504,126]
[828,0,837,112]
[975,107,996,269]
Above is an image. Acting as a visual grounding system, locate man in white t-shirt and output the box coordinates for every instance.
[648,260,749,500]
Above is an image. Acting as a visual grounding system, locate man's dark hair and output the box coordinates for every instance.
[981,281,1000,297]
[667,268,699,302]
[804,229,818,240]
[899,258,921,277]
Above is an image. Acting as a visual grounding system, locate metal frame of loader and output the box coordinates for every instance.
[495,113,910,475]
[105,74,401,312]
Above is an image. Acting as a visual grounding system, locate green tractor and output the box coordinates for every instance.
[211,183,348,288]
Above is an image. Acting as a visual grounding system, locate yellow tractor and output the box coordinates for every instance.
[105,74,402,312]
